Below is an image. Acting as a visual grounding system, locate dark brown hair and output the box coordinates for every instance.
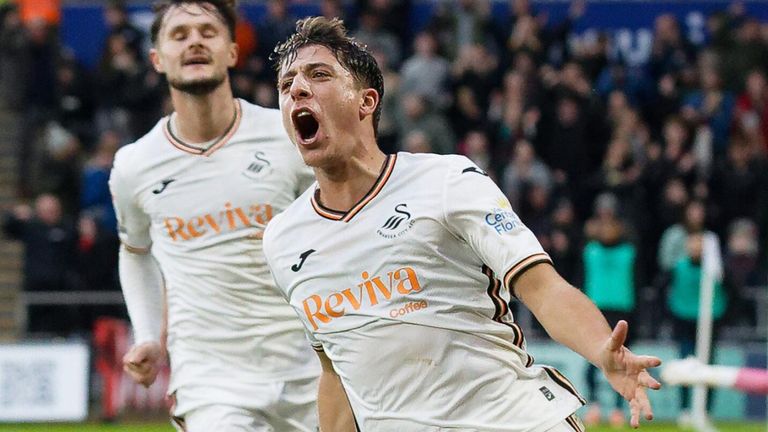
[150,0,236,44]
[272,17,385,135]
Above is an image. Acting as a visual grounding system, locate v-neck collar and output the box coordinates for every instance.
[163,99,242,157]
[311,154,398,222]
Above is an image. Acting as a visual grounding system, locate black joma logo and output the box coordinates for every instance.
[381,204,411,231]
[291,249,316,272]
[462,166,488,176]
[539,386,555,401]
[152,179,176,194]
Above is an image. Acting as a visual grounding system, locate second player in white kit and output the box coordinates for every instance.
[110,2,318,431]
[111,99,318,428]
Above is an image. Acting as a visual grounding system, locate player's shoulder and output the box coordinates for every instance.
[238,99,285,134]
[113,119,167,175]
[264,185,316,237]
[396,152,479,179]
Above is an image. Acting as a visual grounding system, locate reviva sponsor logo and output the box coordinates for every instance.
[163,202,273,241]
[302,266,425,330]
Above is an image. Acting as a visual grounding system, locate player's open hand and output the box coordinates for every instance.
[599,320,662,428]
[123,341,164,387]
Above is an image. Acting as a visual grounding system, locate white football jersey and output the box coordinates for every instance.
[110,100,319,413]
[264,152,585,432]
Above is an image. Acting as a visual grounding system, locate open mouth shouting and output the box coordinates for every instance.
[291,108,321,146]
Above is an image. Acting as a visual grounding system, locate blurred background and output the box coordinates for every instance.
[0,0,766,430]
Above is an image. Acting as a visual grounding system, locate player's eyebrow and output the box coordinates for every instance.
[280,62,334,80]
[167,21,218,34]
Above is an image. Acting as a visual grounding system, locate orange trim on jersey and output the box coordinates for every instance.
[503,253,552,297]
[566,414,585,432]
[507,321,534,365]
[508,322,523,349]
[311,189,345,220]
[482,265,534,365]
[311,154,397,222]
[121,242,151,254]
[543,367,587,405]
[163,99,242,157]
[482,265,504,320]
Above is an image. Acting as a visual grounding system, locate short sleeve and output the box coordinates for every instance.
[304,327,324,351]
[442,157,551,293]
[109,148,152,252]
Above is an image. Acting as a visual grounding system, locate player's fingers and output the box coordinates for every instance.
[124,363,156,387]
[124,364,147,383]
[607,320,629,351]
[139,371,157,388]
[629,397,641,429]
[636,386,654,421]
[125,360,151,376]
[123,348,148,365]
[634,355,662,370]
[638,370,662,390]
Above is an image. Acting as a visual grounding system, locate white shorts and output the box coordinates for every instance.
[543,413,585,432]
[170,377,318,432]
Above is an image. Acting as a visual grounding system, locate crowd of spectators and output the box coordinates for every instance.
[0,0,766,343]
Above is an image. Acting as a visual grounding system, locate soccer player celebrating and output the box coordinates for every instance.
[264,17,662,431]
[109,2,318,430]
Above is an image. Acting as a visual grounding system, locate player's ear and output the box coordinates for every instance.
[149,48,164,73]
[227,42,239,68]
[359,88,379,119]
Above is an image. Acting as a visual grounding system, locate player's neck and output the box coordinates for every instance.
[170,85,237,143]
[315,146,387,212]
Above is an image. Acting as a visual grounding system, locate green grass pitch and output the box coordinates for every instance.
[0,423,764,431]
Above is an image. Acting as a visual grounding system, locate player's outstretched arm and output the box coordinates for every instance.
[514,263,661,428]
[316,350,357,432]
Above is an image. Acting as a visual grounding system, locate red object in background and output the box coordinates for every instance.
[235,17,257,68]
[17,0,61,26]
[93,317,130,420]
[92,317,171,420]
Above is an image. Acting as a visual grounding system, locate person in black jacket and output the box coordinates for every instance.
[3,193,80,336]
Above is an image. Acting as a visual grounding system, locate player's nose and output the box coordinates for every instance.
[185,29,207,48]
[290,75,312,100]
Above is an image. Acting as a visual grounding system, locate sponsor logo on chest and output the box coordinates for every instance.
[162,202,273,241]
[301,266,425,330]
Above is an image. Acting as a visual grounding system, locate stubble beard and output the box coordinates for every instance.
[168,72,226,96]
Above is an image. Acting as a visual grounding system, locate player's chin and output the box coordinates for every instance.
[294,132,326,162]
[297,146,327,168]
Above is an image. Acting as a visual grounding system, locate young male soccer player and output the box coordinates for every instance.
[109,2,318,430]
[263,17,662,431]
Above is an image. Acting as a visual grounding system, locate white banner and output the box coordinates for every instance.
[0,342,89,422]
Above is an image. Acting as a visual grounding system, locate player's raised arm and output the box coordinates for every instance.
[316,350,357,432]
[513,263,662,428]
